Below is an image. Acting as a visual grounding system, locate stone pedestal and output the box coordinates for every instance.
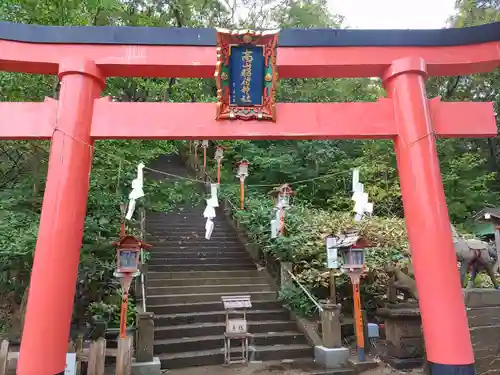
[376,302,424,370]
[314,346,349,369]
[320,302,342,349]
[131,357,161,375]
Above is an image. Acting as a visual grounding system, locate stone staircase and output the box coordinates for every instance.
[146,207,315,369]
[143,154,322,371]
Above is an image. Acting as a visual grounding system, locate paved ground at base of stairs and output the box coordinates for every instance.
[161,362,425,375]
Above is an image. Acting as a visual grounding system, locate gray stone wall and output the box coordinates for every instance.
[464,289,500,375]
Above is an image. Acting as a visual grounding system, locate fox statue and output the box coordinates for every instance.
[450,224,499,289]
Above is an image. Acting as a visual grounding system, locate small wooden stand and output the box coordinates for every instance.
[221,295,252,365]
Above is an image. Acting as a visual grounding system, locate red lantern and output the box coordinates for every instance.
[278,184,294,209]
[112,235,151,338]
[113,235,151,274]
[237,160,249,178]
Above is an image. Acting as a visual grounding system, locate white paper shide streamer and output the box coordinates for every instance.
[351,168,373,222]
[125,163,145,220]
[203,183,219,240]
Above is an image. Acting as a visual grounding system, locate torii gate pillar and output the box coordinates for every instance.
[17,60,105,375]
[384,57,474,372]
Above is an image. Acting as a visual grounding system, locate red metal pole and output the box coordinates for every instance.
[18,59,104,375]
[203,147,207,174]
[383,57,474,373]
[352,278,365,361]
[240,177,245,210]
[120,293,129,338]
[119,274,132,339]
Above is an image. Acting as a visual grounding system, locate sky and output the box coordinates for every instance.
[329,0,457,29]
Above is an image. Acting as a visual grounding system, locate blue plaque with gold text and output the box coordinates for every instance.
[229,46,265,106]
[215,29,279,121]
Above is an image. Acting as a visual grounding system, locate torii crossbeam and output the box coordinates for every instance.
[1,21,499,375]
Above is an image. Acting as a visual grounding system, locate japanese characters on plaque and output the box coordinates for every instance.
[229,47,264,106]
[215,28,279,121]
[227,318,248,334]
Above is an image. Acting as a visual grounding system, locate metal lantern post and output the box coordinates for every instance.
[338,236,370,362]
[193,140,200,170]
[214,146,224,185]
[236,160,249,210]
[113,235,151,338]
[119,203,127,237]
[201,140,209,174]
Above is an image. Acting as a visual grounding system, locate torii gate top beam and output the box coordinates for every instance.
[0,21,499,78]
[0,22,499,141]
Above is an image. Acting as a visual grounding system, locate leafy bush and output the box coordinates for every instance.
[279,284,317,318]
[0,140,201,336]
[219,184,411,315]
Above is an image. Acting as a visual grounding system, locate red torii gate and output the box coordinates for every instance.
[0,21,499,375]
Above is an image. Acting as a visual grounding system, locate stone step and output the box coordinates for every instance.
[148,270,265,280]
[147,234,239,239]
[147,222,232,227]
[147,220,225,226]
[148,213,218,220]
[150,244,246,251]
[147,283,275,296]
[158,344,314,369]
[147,220,232,225]
[147,226,235,231]
[154,331,307,354]
[148,251,248,259]
[147,222,231,227]
[147,241,241,248]
[148,241,241,248]
[155,309,289,326]
[148,276,270,287]
[148,300,283,315]
[147,263,257,272]
[148,257,252,266]
[147,228,234,232]
[148,211,215,217]
[148,290,277,305]
[154,320,299,340]
[147,235,240,241]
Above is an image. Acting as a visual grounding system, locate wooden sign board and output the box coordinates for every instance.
[326,236,339,269]
[215,28,279,121]
[226,318,248,335]
[221,295,252,309]
[327,248,338,269]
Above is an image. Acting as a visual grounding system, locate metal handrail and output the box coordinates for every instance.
[139,207,147,312]
[286,269,324,313]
